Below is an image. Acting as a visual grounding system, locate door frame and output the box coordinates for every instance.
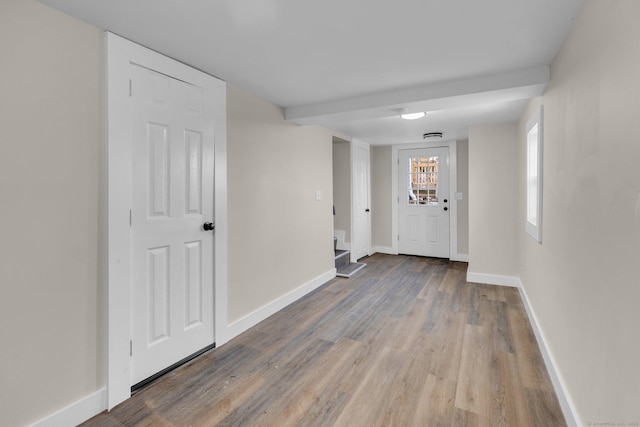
[106,32,228,409]
[350,139,371,262]
[392,140,460,260]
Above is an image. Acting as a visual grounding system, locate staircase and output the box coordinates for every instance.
[334,249,366,278]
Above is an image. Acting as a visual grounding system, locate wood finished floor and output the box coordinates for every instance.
[83,254,566,427]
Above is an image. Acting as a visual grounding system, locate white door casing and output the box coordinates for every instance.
[398,147,450,258]
[130,64,214,384]
[351,140,371,261]
[107,32,228,409]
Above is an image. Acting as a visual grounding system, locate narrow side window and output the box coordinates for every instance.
[526,105,543,243]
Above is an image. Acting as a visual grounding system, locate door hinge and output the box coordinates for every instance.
[129,79,132,97]
[130,340,133,356]
[397,234,400,241]
[129,209,132,226]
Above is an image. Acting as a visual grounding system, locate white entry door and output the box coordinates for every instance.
[130,64,215,385]
[352,141,371,261]
[398,147,450,258]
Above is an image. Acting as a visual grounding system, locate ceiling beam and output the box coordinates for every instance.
[285,66,549,125]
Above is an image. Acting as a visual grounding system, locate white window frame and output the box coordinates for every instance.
[525,105,543,243]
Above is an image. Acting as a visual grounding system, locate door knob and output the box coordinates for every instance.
[443,207,448,211]
[443,199,448,203]
[203,222,215,231]
[365,209,370,212]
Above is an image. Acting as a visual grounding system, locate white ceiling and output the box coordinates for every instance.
[39,0,583,145]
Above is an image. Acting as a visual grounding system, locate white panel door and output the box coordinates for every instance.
[398,147,450,258]
[130,64,215,385]
[353,142,371,260]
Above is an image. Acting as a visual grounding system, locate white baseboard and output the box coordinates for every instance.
[31,388,106,427]
[466,272,519,287]
[451,253,469,262]
[517,280,581,427]
[371,245,396,255]
[226,268,336,340]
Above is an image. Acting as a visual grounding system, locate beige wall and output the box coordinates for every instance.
[371,145,393,249]
[515,1,640,423]
[468,125,519,277]
[332,139,351,242]
[0,1,104,425]
[227,85,335,323]
[456,140,469,255]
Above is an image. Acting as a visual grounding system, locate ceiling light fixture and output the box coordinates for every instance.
[400,112,426,120]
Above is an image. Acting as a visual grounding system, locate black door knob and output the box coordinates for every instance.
[203,222,215,231]
[443,199,448,203]
[365,209,370,212]
[443,207,448,211]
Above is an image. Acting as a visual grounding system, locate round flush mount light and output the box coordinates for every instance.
[400,112,426,120]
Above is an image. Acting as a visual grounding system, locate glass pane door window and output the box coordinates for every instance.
[407,156,440,206]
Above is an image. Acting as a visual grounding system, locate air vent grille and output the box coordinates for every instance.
[423,132,443,139]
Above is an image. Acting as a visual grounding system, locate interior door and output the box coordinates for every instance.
[353,142,371,261]
[398,147,450,258]
[130,64,215,385]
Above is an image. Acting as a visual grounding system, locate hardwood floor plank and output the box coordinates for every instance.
[464,286,482,325]
[332,345,406,427]
[451,407,481,427]
[497,351,534,427]
[525,387,567,426]
[507,303,556,392]
[455,324,489,414]
[411,374,457,426]
[81,254,565,427]
[428,311,467,382]
[418,272,445,300]
[481,299,516,353]
[215,338,335,427]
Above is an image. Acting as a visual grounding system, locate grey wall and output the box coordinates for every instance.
[332,139,351,243]
[371,145,393,249]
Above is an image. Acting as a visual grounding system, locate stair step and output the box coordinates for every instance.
[334,250,350,269]
[336,262,366,278]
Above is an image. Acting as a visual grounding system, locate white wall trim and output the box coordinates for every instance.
[106,32,228,409]
[31,389,107,427]
[371,245,397,255]
[350,139,371,262]
[333,229,350,251]
[226,269,337,340]
[466,272,519,287]
[451,253,469,262]
[518,280,581,427]
[391,140,458,259]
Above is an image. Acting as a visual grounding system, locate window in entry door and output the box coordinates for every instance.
[407,156,439,206]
